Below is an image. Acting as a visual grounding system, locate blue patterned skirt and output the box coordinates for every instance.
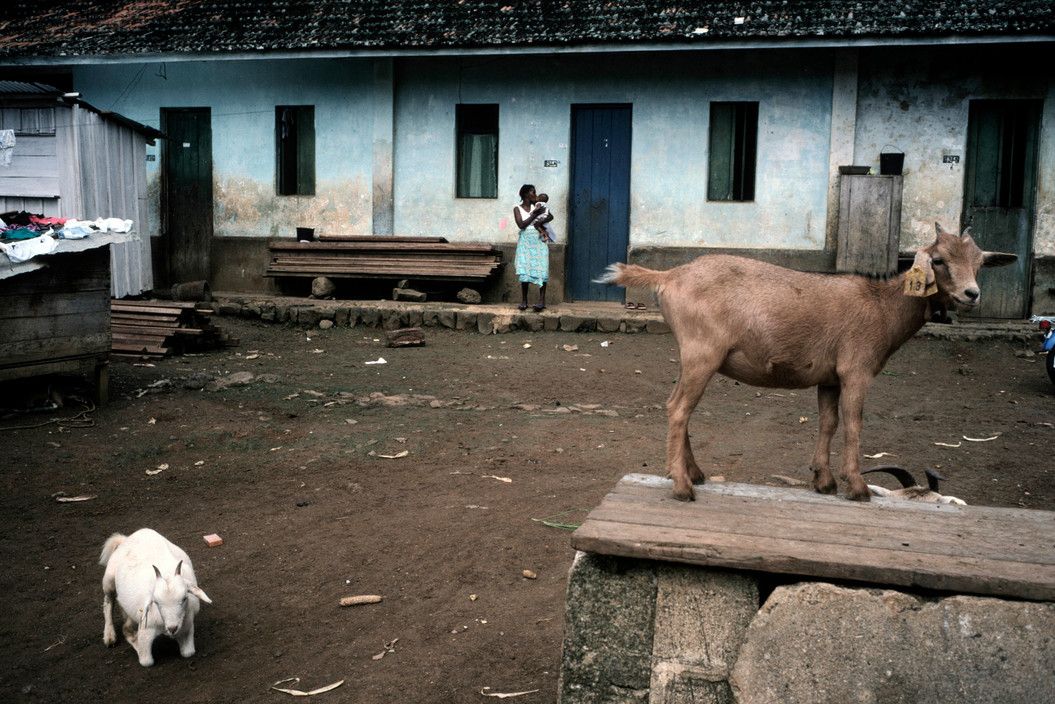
[515,229,549,286]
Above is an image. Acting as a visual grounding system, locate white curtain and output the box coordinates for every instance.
[458,133,497,198]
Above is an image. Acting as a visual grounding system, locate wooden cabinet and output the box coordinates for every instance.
[836,174,903,275]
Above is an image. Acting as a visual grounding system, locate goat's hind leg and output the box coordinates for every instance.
[102,589,117,646]
[666,351,720,501]
[810,385,839,494]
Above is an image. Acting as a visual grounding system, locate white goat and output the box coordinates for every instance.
[598,224,1014,502]
[863,466,967,505]
[100,528,213,667]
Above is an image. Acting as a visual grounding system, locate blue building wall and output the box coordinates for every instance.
[395,51,834,250]
[74,58,376,240]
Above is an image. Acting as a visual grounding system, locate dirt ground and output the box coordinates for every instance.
[1,317,1052,703]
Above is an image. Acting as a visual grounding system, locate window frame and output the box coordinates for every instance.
[275,105,316,197]
[455,103,499,199]
[707,101,759,203]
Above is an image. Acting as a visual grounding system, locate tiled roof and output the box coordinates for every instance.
[0,1,1051,60]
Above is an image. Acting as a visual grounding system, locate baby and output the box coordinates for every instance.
[534,193,558,243]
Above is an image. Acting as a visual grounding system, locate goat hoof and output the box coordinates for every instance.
[813,479,837,495]
[672,486,696,502]
[846,489,872,502]
[103,632,117,647]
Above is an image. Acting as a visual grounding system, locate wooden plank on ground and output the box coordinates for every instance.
[570,474,1055,601]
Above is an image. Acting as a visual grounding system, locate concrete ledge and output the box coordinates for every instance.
[208,292,1038,341]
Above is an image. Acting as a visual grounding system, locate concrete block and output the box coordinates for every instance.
[334,307,350,327]
[543,315,561,332]
[560,315,590,332]
[476,312,495,334]
[260,302,276,321]
[438,310,457,329]
[421,311,443,327]
[216,302,241,317]
[559,552,657,703]
[597,316,623,333]
[381,310,405,330]
[625,319,647,334]
[646,320,671,335]
[455,311,478,331]
[650,664,732,704]
[405,309,424,327]
[359,308,381,328]
[650,567,757,703]
[729,582,1055,704]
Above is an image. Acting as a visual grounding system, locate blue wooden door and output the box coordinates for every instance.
[568,105,632,301]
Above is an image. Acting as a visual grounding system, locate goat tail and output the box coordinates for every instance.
[99,533,126,567]
[593,263,668,290]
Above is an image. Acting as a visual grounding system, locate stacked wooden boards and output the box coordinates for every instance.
[264,237,503,282]
[110,300,229,358]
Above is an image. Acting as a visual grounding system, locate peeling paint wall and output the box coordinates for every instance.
[394,51,834,250]
[73,58,375,239]
[854,45,1053,253]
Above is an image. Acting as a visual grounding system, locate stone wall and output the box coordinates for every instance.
[559,552,1055,704]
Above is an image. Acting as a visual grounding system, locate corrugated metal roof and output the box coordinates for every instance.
[0,80,163,139]
[0,1,1051,60]
[0,80,63,94]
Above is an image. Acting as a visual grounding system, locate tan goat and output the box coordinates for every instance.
[598,224,1015,501]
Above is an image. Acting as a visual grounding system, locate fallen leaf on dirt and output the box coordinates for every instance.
[270,678,345,696]
[302,390,326,397]
[270,446,283,452]
[600,341,610,348]
[710,475,726,482]
[769,474,806,487]
[245,354,259,360]
[312,349,325,354]
[43,635,67,652]
[373,450,409,459]
[53,494,96,503]
[194,460,205,466]
[562,344,578,352]
[798,416,809,423]
[864,452,896,459]
[372,639,399,660]
[364,357,387,365]
[522,343,532,349]
[339,595,382,607]
[344,419,358,425]
[1038,422,1054,428]
[469,594,478,601]
[482,474,512,483]
[934,441,962,448]
[522,569,537,579]
[963,434,1000,442]
[480,688,541,698]
[148,417,156,425]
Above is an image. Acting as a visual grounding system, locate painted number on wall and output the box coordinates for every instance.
[942,154,960,164]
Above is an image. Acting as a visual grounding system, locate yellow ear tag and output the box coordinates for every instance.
[903,266,928,296]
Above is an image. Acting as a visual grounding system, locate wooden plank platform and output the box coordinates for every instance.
[264,237,503,282]
[571,474,1055,601]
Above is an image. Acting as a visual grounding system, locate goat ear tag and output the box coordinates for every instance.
[903,266,928,297]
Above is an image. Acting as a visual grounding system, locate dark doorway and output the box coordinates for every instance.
[161,108,213,285]
[961,99,1040,319]
[567,105,632,301]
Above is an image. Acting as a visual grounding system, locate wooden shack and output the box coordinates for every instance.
[0,80,162,297]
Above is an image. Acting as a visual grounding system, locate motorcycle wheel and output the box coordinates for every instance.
[1047,349,1055,386]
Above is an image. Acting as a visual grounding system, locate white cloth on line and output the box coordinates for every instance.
[0,129,15,167]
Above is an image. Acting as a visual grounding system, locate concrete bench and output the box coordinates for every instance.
[559,474,1055,704]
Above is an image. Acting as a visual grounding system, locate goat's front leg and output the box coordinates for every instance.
[177,620,196,658]
[666,354,718,501]
[837,379,871,501]
[810,385,839,494]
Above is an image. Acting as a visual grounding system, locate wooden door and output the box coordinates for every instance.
[567,105,632,301]
[161,108,213,285]
[961,100,1040,319]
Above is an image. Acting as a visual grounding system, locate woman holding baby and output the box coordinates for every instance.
[513,183,553,311]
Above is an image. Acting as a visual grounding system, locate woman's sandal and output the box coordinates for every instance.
[517,303,528,311]
[533,303,546,312]
[625,302,636,310]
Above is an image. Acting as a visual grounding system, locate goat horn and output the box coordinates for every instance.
[152,564,162,579]
[861,465,919,488]
[924,468,946,492]
[175,560,183,576]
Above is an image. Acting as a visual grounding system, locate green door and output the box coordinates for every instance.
[161,108,213,285]
[961,100,1040,319]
